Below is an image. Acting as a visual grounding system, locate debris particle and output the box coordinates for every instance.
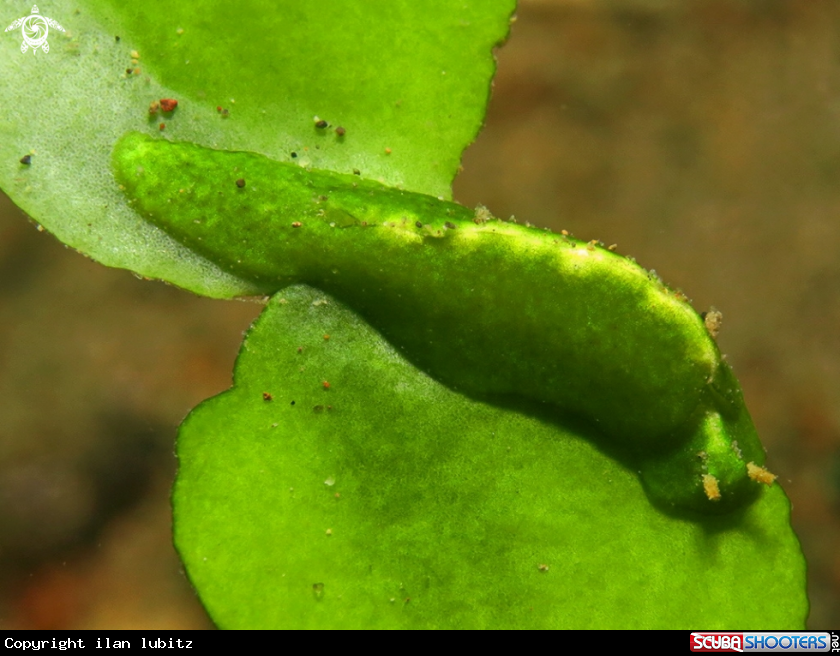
[747,462,777,486]
[262,392,273,401]
[292,221,302,228]
[312,582,324,599]
[384,147,392,154]
[148,100,160,114]
[444,221,456,230]
[353,168,360,175]
[313,405,324,413]
[335,126,346,137]
[158,122,166,131]
[235,178,246,188]
[314,118,328,129]
[334,493,340,499]
[297,346,303,353]
[130,49,139,59]
[607,244,618,251]
[19,155,31,165]
[538,564,550,573]
[703,307,723,338]
[702,474,721,501]
[561,230,569,236]
[473,204,492,224]
[323,334,330,341]
[133,67,141,75]
[160,98,178,112]
[322,381,331,390]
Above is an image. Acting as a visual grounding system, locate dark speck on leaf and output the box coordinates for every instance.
[415,221,423,229]
[290,400,296,406]
[19,155,31,165]
[445,221,456,230]
[115,35,120,42]
[291,152,297,158]
[236,178,246,188]
[262,392,273,401]
[353,168,360,175]
[315,119,328,129]
[335,126,346,137]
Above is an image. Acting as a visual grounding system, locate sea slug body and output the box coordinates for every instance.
[112,132,770,514]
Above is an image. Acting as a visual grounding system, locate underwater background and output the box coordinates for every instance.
[0,0,838,628]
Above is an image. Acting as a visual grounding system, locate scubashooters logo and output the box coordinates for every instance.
[4,5,64,54]
[690,632,833,653]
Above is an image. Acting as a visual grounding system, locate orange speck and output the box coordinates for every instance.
[702,474,721,501]
[747,462,777,485]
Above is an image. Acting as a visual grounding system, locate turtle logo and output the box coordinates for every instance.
[5,5,64,54]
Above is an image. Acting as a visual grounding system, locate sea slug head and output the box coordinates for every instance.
[638,400,768,515]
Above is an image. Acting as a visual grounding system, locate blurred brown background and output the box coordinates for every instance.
[1,0,838,629]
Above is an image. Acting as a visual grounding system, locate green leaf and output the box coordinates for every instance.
[173,287,808,629]
[0,0,514,297]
